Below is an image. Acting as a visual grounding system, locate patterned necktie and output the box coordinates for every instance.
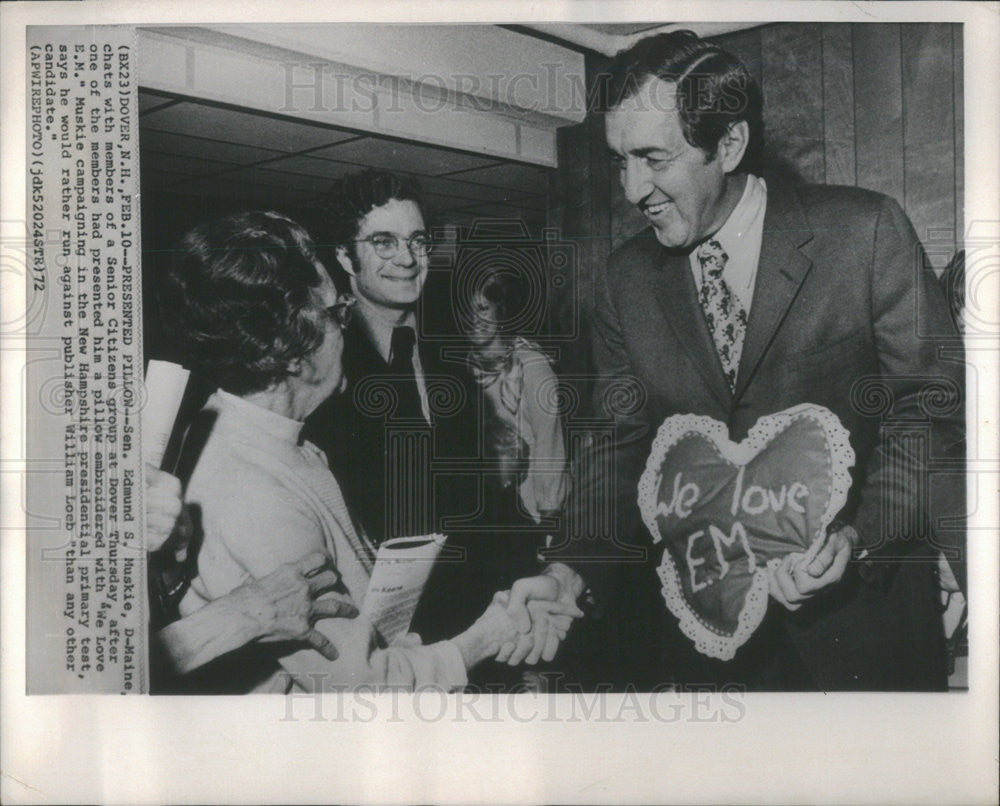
[389,325,425,421]
[697,238,747,392]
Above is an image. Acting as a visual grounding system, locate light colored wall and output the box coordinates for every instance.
[138,25,588,168]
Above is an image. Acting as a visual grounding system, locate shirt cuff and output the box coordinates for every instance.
[430,640,468,691]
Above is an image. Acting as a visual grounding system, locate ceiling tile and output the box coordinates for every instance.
[141,151,237,178]
[140,129,286,165]
[169,175,309,207]
[141,102,360,152]
[138,99,552,229]
[222,166,335,195]
[417,176,534,205]
[140,168,186,190]
[264,155,357,182]
[440,162,551,193]
[139,92,176,114]
[310,137,498,175]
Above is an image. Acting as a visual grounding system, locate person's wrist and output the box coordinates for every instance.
[544,562,586,600]
[828,520,860,548]
[157,589,264,675]
[452,624,491,669]
[218,582,273,644]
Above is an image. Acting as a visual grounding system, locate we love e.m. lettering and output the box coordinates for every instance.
[639,406,854,659]
[655,466,810,593]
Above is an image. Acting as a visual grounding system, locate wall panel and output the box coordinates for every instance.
[902,23,956,268]
[852,24,907,206]
[953,25,964,251]
[761,23,825,183]
[821,23,857,187]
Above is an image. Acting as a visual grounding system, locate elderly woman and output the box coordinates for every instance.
[162,211,517,693]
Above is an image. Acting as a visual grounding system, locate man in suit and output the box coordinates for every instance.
[518,30,964,690]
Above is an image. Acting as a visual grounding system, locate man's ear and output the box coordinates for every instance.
[718,120,750,174]
[335,245,356,277]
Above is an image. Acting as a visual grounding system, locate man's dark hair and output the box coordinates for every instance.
[160,211,327,396]
[600,30,764,174]
[304,168,425,289]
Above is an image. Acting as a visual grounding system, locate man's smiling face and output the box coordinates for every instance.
[337,197,429,312]
[605,77,732,251]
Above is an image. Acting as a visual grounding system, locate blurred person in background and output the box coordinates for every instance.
[462,266,569,529]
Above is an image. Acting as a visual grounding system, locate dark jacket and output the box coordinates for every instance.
[548,180,965,691]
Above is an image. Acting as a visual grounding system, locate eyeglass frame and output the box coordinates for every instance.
[350,231,434,260]
[325,293,356,330]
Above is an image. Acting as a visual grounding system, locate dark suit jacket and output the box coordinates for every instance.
[549,180,965,691]
[303,318,471,543]
[304,317,541,643]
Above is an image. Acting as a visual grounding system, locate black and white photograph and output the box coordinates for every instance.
[2,2,998,804]
[134,19,971,695]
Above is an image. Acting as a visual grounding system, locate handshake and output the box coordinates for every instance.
[453,563,588,670]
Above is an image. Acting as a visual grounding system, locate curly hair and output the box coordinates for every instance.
[301,169,425,290]
[160,211,327,396]
[599,30,764,175]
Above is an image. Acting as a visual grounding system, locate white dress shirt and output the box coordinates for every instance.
[689,174,768,316]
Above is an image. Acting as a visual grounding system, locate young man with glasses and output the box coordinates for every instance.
[304,171,444,545]
[302,171,581,682]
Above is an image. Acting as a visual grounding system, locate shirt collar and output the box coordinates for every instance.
[211,389,304,444]
[708,173,766,257]
[354,294,418,363]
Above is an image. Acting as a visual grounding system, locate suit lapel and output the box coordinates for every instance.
[342,320,395,419]
[734,183,815,399]
[651,247,733,409]
[345,319,389,378]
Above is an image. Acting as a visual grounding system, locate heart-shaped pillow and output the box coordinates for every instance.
[637,403,854,660]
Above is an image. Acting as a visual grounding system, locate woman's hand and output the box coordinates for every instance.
[452,591,520,670]
[228,551,359,658]
[156,551,358,674]
[145,464,192,555]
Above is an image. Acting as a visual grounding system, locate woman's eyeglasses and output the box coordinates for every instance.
[353,231,433,260]
[326,294,356,330]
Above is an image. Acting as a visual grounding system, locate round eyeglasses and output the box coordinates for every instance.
[353,232,433,260]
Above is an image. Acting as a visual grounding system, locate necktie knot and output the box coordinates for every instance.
[697,238,729,279]
[390,326,416,368]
